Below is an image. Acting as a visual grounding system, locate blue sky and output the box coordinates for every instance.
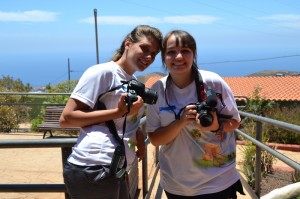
[1,0,300,87]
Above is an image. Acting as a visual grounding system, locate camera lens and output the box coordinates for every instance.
[199,111,213,127]
[142,88,158,104]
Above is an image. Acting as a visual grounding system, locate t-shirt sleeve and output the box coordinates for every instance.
[218,76,241,122]
[71,64,114,109]
[146,81,163,133]
[202,70,240,122]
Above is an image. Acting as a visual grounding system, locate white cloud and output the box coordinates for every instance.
[277,22,300,28]
[163,15,220,24]
[258,14,300,28]
[80,16,160,25]
[0,10,59,22]
[79,15,220,25]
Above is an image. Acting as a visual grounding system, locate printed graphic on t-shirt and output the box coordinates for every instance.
[189,128,236,168]
[130,113,138,123]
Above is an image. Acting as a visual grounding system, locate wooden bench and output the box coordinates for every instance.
[37,106,80,139]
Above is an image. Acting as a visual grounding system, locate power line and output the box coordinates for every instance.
[272,0,300,10]
[121,0,295,38]
[191,0,299,33]
[200,54,300,65]
[120,0,179,15]
[49,72,68,85]
[222,0,300,31]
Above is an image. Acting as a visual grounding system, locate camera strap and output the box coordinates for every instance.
[96,97,127,178]
[97,85,122,101]
[193,66,206,103]
[164,66,205,120]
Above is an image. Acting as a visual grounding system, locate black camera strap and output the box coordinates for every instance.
[96,96,128,178]
[164,66,205,120]
[97,85,122,101]
[193,66,206,103]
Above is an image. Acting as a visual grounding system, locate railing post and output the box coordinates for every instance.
[142,143,148,198]
[255,121,262,198]
[61,147,72,199]
[155,146,159,165]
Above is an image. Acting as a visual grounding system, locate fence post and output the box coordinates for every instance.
[61,147,72,199]
[255,121,262,198]
[142,144,148,198]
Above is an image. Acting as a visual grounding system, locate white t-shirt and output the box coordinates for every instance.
[68,61,143,168]
[146,69,241,196]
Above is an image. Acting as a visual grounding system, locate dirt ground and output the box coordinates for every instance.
[0,131,160,199]
[0,132,65,199]
[0,132,299,199]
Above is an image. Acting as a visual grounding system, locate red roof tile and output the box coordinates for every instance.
[145,75,164,88]
[144,75,300,101]
[223,76,300,101]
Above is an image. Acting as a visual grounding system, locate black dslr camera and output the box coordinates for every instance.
[194,87,233,127]
[122,79,158,105]
[195,87,218,127]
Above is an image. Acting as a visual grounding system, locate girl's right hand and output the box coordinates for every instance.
[181,104,198,125]
[127,95,144,115]
[117,94,129,116]
[117,93,144,116]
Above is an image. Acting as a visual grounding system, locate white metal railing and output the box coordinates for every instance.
[0,92,299,198]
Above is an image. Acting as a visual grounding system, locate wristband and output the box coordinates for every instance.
[211,121,224,133]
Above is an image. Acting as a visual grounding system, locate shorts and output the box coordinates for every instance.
[165,179,245,199]
[63,161,130,199]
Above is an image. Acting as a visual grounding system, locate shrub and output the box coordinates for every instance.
[31,118,43,132]
[239,86,300,144]
[0,76,32,132]
[264,105,300,144]
[241,140,277,189]
[0,106,18,132]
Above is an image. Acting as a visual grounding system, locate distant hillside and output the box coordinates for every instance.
[247,70,300,77]
[137,72,166,83]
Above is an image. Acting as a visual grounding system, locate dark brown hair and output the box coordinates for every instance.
[161,30,198,70]
[111,25,163,61]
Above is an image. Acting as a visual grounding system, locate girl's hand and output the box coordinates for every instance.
[127,95,144,116]
[117,94,144,116]
[117,94,130,116]
[181,104,198,125]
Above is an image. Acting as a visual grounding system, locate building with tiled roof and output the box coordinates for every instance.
[144,75,164,89]
[223,76,300,101]
[144,75,300,102]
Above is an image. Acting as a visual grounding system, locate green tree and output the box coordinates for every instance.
[246,86,274,116]
[0,76,32,132]
[44,80,78,105]
[0,75,32,92]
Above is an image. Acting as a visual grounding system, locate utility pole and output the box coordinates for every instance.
[94,8,99,64]
[68,58,70,92]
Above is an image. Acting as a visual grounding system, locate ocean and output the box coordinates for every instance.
[1,50,299,87]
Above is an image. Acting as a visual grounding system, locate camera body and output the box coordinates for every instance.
[125,79,158,105]
[195,87,218,127]
[195,101,216,127]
